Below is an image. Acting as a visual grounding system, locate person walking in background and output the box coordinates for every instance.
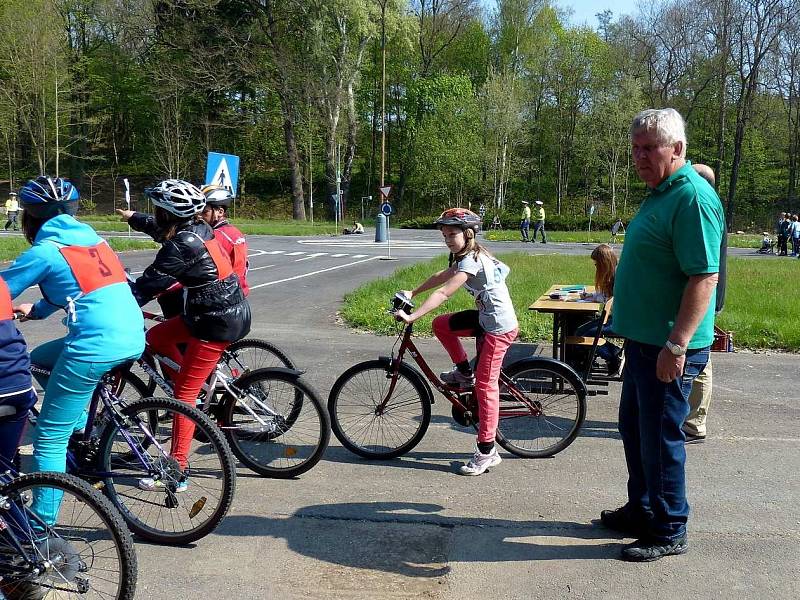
[682,163,727,444]
[533,200,547,243]
[520,200,530,242]
[611,218,625,243]
[600,108,724,561]
[4,192,19,231]
[790,214,800,257]
[778,214,792,255]
[775,212,786,254]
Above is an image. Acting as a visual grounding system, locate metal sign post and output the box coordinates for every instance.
[588,204,595,241]
[379,201,396,261]
[123,178,131,237]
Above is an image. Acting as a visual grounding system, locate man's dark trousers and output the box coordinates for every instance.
[618,341,710,542]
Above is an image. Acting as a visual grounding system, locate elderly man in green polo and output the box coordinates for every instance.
[599,108,725,562]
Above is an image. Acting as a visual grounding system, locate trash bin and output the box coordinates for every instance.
[375,213,387,242]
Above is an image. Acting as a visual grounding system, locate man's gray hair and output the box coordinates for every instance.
[630,108,687,149]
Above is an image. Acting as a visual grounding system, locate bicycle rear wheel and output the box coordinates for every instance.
[328,360,431,459]
[221,369,330,478]
[97,397,236,545]
[496,359,587,458]
[221,338,296,379]
[0,471,136,600]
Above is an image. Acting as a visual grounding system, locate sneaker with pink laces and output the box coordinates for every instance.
[458,447,502,476]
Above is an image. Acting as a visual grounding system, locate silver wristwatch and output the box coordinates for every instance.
[665,340,687,356]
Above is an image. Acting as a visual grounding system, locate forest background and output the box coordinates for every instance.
[1,0,798,231]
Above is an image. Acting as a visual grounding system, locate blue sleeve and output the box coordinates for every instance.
[1,245,54,298]
[0,245,61,319]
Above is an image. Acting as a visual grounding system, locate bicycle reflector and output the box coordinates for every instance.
[391,292,414,313]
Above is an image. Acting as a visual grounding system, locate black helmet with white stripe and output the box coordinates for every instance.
[144,179,206,218]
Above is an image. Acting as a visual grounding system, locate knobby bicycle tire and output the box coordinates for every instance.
[222,338,297,376]
[0,471,137,600]
[221,369,330,478]
[96,396,236,545]
[328,360,432,459]
[496,359,587,458]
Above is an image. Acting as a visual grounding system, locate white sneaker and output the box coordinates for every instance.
[138,477,189,493]
[440,368,475,388]
[458,447,502,476]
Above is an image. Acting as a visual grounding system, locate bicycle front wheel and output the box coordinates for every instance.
[221,338,296,379]
[97,397,236,545]
[221,369,330,478]
[328,360,431,459]
[0,471,136,600]
[496,359,587,458]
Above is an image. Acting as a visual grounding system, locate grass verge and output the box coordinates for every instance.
[0,236,157,261]
[483,229,762,249]
[83,217,341,236]
[341,253,799,351]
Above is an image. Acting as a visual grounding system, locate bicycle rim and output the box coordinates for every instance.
[329,361,431,459]
[222,339,296,379]
[223,369,330,478]
[497,364,586,458]
[0,471,136,600]
[97,397,235,545]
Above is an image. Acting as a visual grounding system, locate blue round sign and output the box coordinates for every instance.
[380,202,393,216]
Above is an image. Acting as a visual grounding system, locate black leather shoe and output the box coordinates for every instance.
[684,433,706,444]
[600,505,651,538]
[621,534,688,562]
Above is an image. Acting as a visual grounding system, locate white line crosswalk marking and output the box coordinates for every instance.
[351,254,367,258]
[330,253,348,257]
[263,250,285,255]
[284,251,305,256]
[295,253,327,262]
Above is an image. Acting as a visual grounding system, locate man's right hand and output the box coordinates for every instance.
[116,209,134,221]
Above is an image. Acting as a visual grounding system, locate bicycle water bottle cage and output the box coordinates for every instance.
[390,292,414,314]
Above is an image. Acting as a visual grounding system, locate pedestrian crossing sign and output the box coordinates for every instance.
[205,152,240,197]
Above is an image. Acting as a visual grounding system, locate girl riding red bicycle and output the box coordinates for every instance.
[394,208,519,476]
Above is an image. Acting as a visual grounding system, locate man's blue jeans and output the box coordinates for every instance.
[618,341,709,542]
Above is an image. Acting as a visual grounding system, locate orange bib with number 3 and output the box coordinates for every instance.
[59,242,128,294]
[203,238,234,280]
[0,277,12,320]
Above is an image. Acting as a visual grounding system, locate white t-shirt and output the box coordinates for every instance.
[455,252,518,334]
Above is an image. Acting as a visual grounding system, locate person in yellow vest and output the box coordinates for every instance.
[519,200,530,242]
[4,192,19,231]
[533,200,547,243]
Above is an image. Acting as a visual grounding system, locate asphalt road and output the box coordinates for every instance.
[5,229,799,600]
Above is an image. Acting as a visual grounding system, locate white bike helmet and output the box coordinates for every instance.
[144,179,206,218]
[200,184,233,208]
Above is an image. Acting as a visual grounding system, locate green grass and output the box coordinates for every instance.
[0,236,157,261]
[83,217,342,236]
[341,253,800,351]
[483,229,763,249]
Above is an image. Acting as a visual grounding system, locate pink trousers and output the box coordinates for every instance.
[432,313,518,443]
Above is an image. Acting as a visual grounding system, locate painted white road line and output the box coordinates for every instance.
[330,253,348,257]
[284,251,305,256]
[297,239,442,248]
[248,249,269,257]
[249,256,381,291]
[351,254,367,258]
[295,252,327,262]
[248,264,275,271]
[263,250,285,255]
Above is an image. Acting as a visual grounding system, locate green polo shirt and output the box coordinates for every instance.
[613,162,725,349]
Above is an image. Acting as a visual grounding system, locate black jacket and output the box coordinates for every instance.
[130,213,251,342]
